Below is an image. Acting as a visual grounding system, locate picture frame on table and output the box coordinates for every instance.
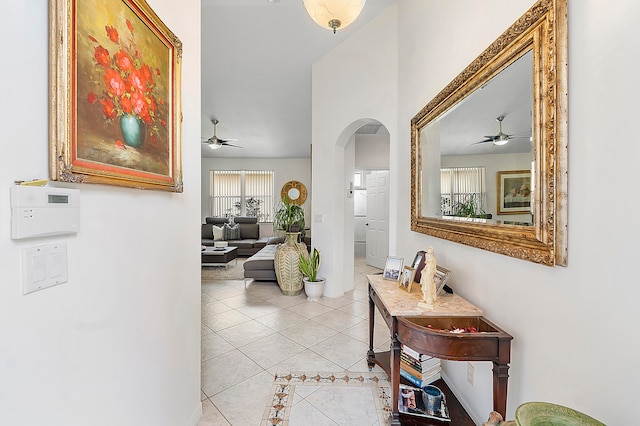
[383,256,404,281]
[49,0,183,192]
[497,170,531,214]
[434,265,452,294]
[399,266,416,293]
[411,250,426,283]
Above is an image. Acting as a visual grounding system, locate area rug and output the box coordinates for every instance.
[201,258,246,281]
[262,372,392,426]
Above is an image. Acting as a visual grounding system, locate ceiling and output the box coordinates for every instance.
[439,50,533,156]
[200,0,396,159]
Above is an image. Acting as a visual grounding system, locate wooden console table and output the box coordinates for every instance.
[366,274,513,425]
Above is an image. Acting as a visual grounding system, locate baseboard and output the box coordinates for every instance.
[184,401,203,426]
[440,371,484,425]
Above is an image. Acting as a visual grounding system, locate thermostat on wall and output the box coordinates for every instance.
[11,185,80,239]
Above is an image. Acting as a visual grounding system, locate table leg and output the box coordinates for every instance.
[367,287,376,370]
[389,334,401,426]
[492,361,510,418]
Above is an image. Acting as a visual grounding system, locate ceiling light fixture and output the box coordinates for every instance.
[303,0,366,34]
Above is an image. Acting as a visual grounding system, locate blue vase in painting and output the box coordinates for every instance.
[119,114,146,148]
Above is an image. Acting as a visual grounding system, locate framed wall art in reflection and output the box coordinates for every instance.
[49,0,183,192]
[497,170,531,214]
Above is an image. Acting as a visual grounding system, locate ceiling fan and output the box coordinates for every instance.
[471,115,530,146]
[202,119,242,149]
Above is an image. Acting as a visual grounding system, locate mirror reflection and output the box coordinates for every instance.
[410,0,567,266]
[420,50,534,225]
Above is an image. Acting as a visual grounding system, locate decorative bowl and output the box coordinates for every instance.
[515,402,605,426]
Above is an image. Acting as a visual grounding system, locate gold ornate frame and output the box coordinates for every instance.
[49,0,183,192]
[410,0,567,266]
[281,181,307,205]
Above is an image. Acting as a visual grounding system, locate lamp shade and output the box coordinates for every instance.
[303,0,366,33]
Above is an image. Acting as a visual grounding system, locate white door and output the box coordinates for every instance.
[366,171,389,269]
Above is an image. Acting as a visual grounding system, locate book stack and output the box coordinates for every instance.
[400,344,441,388]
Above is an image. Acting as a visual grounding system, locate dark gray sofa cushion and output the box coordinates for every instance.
[234,216,259,239]
[233,216,258,224]
[227,239,255,250]
[243,244,278,281]
[202,224,214,239]
[205,217,229,225]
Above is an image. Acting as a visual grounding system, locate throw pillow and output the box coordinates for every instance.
[212,225,224,241]
[223,223,241,240]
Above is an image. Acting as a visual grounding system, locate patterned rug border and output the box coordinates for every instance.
[262,372,392,426]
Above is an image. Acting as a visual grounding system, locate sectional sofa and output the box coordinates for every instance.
[201,216,283,256]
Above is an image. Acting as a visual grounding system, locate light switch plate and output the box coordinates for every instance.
[22,242,68,295]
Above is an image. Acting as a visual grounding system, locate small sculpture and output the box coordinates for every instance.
[419,247,437,307]
[482,411,516,426]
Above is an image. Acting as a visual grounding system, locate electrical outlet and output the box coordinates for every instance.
[467,362,475,386]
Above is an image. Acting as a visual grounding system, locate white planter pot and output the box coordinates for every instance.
[303,277,325,301]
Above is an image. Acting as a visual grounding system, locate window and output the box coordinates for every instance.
[209,170,274,221]
[440,167,486,216]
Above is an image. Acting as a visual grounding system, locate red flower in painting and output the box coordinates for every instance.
[94,45,110,67]
[148,96,157,113]
[128,69,146,93]
[140,64,153,86]
[120,95,133,114]
[100,98,117,118]
[104,68,126,96]
[114,49,133,72]
[105,25,119,43]
[131,91,148,117]
[87,18,166,140]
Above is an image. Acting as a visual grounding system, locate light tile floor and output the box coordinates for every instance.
[198,257,391,425]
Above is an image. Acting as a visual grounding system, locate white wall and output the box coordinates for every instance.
[313,0,640,424]
[355,134,390,170]
[201,157,311,224]
[312,5,398,297]
[0,1,202,425]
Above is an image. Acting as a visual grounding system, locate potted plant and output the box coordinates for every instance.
[273,196,308,295]
[273,196,305,233]
[299,248,325,301]
[452,193,491,219]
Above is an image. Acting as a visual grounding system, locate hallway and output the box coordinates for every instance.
[198,258,387,425]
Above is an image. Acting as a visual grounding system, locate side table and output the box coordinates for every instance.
[366,274,513,425]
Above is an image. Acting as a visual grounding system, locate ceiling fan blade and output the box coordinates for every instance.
[221,142,242,148]
[470,138,495,145]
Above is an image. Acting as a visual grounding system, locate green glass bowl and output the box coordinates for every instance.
[516,402,605,426]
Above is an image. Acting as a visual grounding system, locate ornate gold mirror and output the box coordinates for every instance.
[281,181,307,205]
[410,0,567,266]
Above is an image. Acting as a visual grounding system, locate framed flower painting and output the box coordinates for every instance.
[49,0,183,192]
